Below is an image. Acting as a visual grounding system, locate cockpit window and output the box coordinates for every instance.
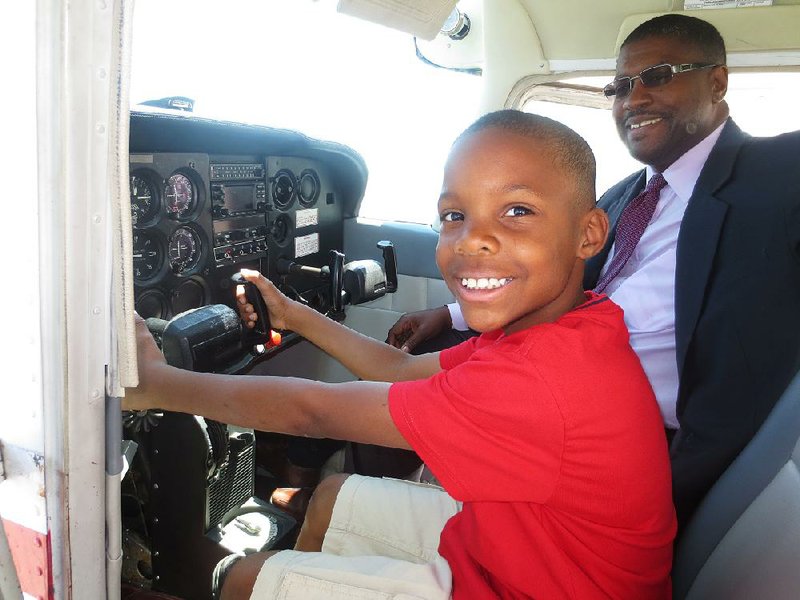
[522,73,800,195]
[130,0,483,225]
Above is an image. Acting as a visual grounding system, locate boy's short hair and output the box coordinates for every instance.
[458,109,596,209]
[622,14,727,65]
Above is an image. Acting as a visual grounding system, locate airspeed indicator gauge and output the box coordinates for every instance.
[130,174,159,226]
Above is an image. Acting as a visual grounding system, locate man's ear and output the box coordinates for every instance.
[578,207,609,259]
[711,64,728,103]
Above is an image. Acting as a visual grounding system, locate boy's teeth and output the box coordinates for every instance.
[629,117,662,130]
[461,277,509,290]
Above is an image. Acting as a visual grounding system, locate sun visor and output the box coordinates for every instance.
[616,6,800,56]
[337,0,458,40]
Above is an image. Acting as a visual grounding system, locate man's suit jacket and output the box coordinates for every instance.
[584,119,800,529]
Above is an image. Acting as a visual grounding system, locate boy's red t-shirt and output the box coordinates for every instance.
[389,293,676,599]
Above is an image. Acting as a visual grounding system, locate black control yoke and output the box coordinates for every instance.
[230,272,272,342]
[276,241,398,309]
[144,274,275,374]
[377,240,398,293]
[144,241,398,374]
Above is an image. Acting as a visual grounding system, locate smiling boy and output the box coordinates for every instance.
[127,110,676,599]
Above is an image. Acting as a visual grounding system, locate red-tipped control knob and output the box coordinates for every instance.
[269,330,282,347]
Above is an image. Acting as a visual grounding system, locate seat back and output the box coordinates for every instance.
[672,370,800,599]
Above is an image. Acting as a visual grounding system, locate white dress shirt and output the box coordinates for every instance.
[447,122,726,428]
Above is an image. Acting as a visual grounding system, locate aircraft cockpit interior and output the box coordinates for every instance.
[6,1,800,599]
[121,108,399,599]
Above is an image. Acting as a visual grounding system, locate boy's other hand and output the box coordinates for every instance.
[124,312,170,411]
[235,269,292,331]
[386,306,452,353]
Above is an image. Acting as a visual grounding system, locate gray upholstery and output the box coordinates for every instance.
[673,370,800,599]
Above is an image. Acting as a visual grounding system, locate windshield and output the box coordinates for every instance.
[131,0,483,225]
[131,2,800,223]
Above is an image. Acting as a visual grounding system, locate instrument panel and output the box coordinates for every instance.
[130,150,344,323]
[129,154,211,319]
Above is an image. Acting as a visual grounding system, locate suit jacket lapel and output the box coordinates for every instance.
[674,120,747,377]
[584,171,646,288]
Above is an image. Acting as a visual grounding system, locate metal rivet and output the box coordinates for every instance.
[153,518,159,524]
[153,483,159,490]
[96,123,105,134]
[35,537,43,548]
[98,68,107,79]
[93,214,102,224]
[92,307,101,315]
[92,389,101,399]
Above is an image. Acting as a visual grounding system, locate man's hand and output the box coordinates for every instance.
[385,306,452,353]
[235,268,293,331]
[123,313,170,411]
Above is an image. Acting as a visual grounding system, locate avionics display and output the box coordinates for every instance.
[223,184,256,214]
[210,180,267,218]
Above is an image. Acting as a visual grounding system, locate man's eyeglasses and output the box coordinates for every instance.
[603,63,720,99]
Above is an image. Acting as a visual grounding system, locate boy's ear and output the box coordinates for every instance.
[577,207,609,259]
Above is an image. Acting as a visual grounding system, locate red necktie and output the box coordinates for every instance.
[595,173,667,294]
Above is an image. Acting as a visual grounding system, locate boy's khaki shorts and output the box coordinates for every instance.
[250,474,461,599]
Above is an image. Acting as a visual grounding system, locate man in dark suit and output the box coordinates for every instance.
[387,14,800,530]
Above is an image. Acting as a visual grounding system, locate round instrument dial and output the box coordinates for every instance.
[298,169,320,207]
[135,289,168,320]
[271,214,292,246]
[164,173,196,218]
[132,231,164,282]
[167,226,202,274]
[272,169,296,210]
[170,279,206,315]
[130,174,159,226]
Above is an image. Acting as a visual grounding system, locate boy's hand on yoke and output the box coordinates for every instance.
[124,312,170,411]
[386,306,452,353]
[235,269,294,331]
